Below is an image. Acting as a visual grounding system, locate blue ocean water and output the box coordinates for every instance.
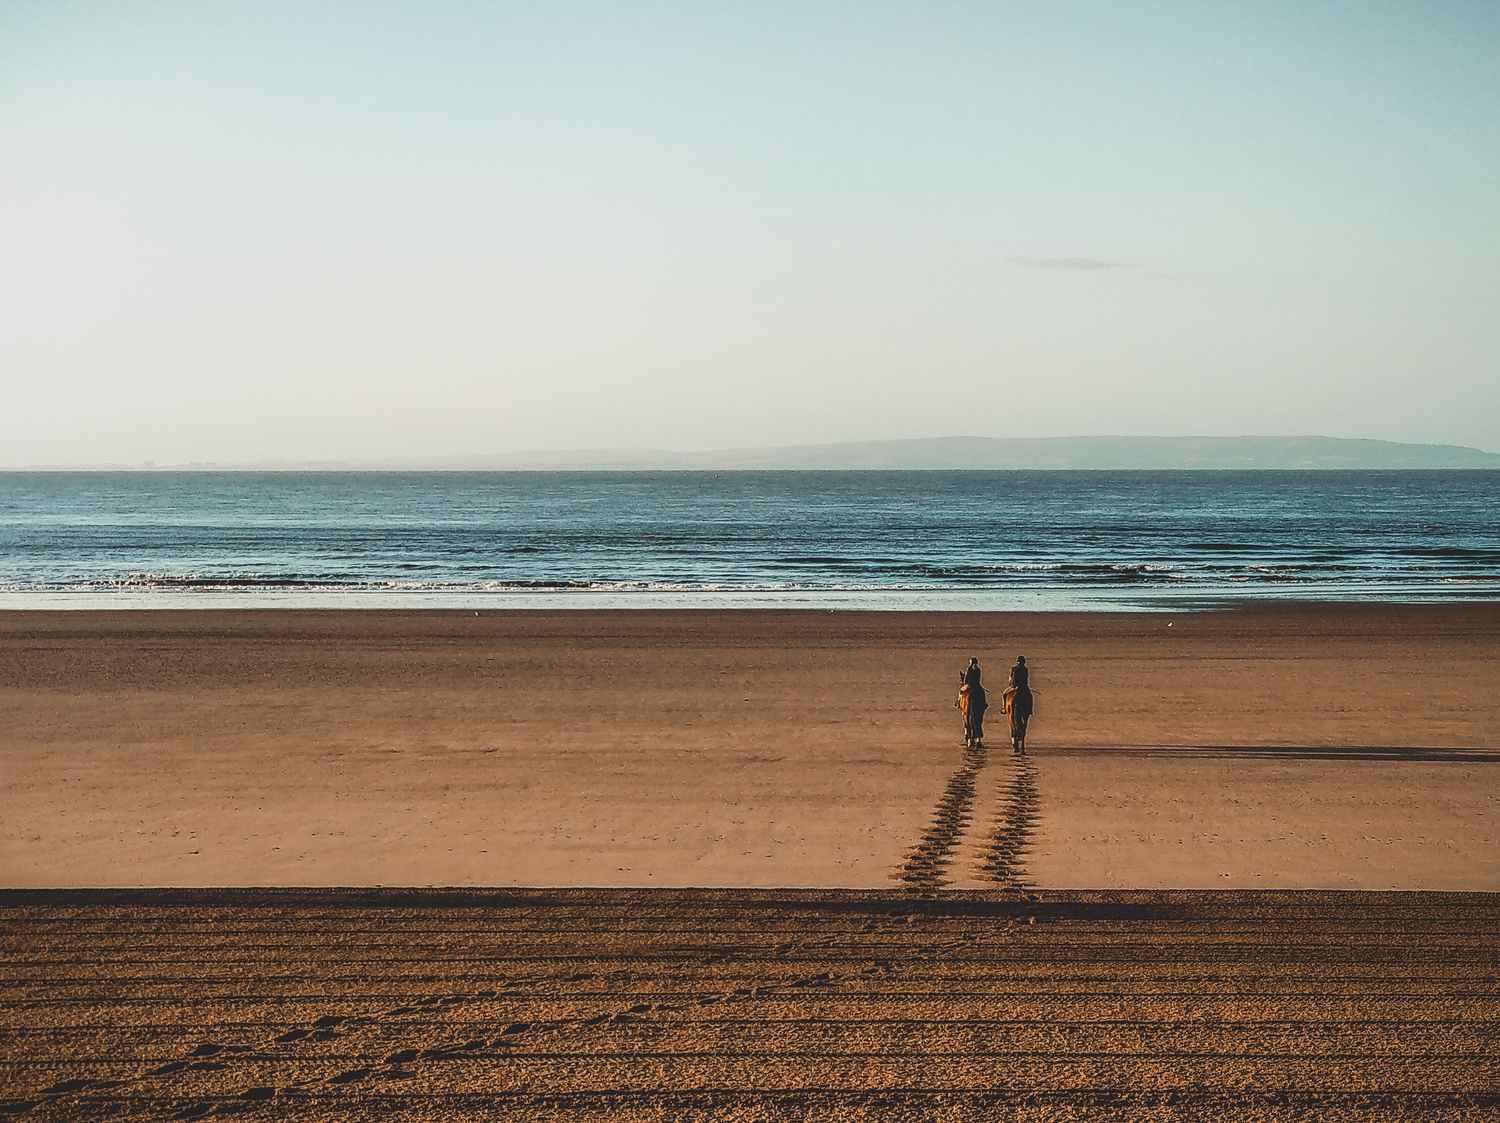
[0,471,1496,609]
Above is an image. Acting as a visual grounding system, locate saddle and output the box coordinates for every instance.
[1003,686,1034,718]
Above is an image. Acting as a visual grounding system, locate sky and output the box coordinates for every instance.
[2,1,1498,465]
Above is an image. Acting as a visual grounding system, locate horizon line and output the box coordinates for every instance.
[6,433,1500,472]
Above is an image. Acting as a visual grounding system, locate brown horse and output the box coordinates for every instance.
[958,683,987,747]
[1002,685,1033,753]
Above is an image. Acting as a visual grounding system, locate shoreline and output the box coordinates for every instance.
[3,589,1498,611]
[3,597,1499,615]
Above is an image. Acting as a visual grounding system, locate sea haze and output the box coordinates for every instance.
[1,471,1496,610]
[38,435,1500,471]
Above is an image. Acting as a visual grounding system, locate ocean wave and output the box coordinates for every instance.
[2,470,1496,605]
[4,568,1498,595]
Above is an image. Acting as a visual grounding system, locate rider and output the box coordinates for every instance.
[1006,655,1034,753]
[958,658,986,746]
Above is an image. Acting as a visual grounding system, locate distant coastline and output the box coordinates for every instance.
[11,435,1500,472]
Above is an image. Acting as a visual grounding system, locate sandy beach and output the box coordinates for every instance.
[3,606,1499,1119]
[2,606,1496,891]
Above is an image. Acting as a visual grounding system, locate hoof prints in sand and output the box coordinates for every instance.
[899,745,1036,889]
[980,755,1038,887]
[2,889,1499,1121]
[898,746,986,887]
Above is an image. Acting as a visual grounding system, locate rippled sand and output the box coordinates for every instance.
[3,888,1497,1121]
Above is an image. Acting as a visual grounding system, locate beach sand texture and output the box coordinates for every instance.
[2,607,1497,891]
[3,608,1499,1119]
[3,888,1498,1121]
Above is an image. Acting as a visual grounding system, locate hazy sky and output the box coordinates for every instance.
[3,1,1498,464]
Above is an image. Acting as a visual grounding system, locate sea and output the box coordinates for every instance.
[0,470,1496,610]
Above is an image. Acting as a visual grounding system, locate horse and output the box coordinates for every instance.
[1002,685,1033,753]
[958,682,987,747]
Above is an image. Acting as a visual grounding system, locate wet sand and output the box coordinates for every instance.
[2,607,1497,890]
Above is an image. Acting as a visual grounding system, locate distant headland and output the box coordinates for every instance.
[14,436,1500,471]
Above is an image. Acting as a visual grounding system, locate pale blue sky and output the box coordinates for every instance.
[2,1,1497,464]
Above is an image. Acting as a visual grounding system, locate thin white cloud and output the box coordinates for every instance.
[1009,256,1126,270]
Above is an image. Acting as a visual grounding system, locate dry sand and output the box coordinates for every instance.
[2,888,1497,1121]
[1,606,1497,890]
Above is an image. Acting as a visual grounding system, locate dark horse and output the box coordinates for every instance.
[1002,684,1033,753]
[958,682,987,747]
